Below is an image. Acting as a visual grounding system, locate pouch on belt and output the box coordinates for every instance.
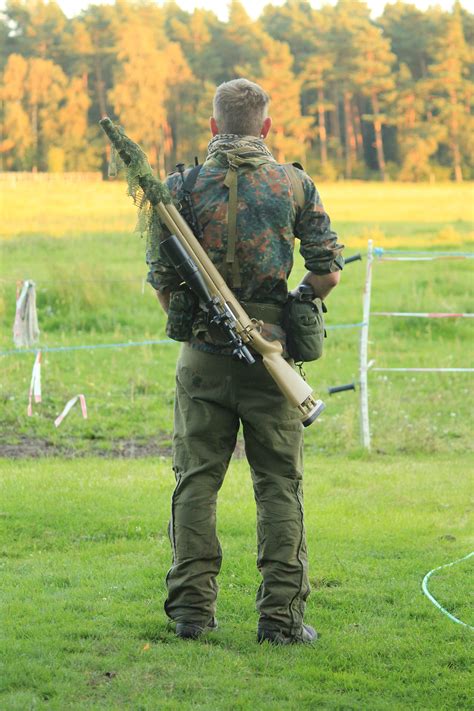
[166,286,198,341]
[282,287,327,362]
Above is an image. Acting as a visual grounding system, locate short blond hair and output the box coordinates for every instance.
[213,78,270,136]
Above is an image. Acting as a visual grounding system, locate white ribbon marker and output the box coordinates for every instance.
[54,394,88,428]
[27,351,42,416]
[14,280,40,348]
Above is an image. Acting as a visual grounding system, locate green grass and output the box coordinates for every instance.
[1,455,472,709]
[1,232,472,455]
[1,180,473,455]
[0,181,473,708]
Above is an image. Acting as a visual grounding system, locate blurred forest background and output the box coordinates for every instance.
[0,0,473,181]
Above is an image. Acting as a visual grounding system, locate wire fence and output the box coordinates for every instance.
[4,248,473,437]
[358,242,474,449]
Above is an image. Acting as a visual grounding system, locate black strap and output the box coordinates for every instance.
[176,162,203,239]
[183,163,202,193]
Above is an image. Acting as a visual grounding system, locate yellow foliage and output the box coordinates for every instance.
[47,147,65,172]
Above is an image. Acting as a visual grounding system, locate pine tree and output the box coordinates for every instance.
[83,4,120,121]
[57,76,100,171]
[166,8,224,84]
[302,52,332,166]
[0,15,11,71]
[394,63,442,180]
[217,0,267,80]
[260,0,316,74]
[109,3,193,175]
[4,0,68,65]
[425,3,472,181]
[164,7,225,161]
[256,36,312,164]
[379,1,434,80]
[0,54,32,169]
[323,1,373,178]
[260,1,333,171]
[0,52,90,171]
[351,17,396,180]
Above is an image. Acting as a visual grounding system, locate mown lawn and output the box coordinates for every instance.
[0,455,472,710]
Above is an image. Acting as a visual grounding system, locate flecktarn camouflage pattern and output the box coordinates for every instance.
[147,134,344,305]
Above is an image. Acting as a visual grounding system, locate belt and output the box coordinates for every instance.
[241,301,285,326]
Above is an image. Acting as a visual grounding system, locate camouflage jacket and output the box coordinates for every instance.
[147,135,344,307]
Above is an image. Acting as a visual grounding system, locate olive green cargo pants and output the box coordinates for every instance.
[164,344,310,635]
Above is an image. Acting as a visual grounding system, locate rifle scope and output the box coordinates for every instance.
[160,235,255,365]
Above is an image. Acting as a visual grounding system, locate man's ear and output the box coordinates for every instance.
[261,116,272,139]
[210,117,219,136]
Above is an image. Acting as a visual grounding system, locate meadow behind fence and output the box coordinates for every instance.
[1,179,473,456]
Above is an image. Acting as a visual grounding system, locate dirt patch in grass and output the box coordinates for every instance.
[0,436,247,460]
[0,435,172,459]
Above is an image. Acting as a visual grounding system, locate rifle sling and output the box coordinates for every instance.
[282,163,305,212]
[183,163,202,193]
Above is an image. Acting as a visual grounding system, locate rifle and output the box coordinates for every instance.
[99,117,325,427]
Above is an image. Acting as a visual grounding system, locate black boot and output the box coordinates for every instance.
[175,617,218,640]
[257,623,318,645]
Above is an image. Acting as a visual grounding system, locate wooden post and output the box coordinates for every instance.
[359,240,373,449]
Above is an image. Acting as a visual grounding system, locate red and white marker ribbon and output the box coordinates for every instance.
[27,351,42,416]
[54,394,88,428]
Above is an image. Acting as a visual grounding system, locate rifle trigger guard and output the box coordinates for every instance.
[242,319,262,339]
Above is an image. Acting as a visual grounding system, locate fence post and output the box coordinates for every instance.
[359,239,373,450]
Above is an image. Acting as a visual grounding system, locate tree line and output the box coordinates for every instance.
[0,0,472,181]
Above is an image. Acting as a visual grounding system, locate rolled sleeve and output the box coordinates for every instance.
[295,175,344,275]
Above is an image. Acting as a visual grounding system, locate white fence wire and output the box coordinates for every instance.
[359,243,474,450]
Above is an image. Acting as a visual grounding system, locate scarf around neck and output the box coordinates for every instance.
[207,133,274,159]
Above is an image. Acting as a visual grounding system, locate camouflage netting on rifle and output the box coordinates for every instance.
[99,117,172,261]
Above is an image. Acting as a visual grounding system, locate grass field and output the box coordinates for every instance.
[0,179,473,709]
[1,456,472,709]
[1,180,473,455]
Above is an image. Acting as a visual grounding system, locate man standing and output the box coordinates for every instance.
[147,78,343,645]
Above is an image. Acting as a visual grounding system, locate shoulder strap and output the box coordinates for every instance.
[282,163,305,212]
[176,163,204,240]
[222,155,249,290]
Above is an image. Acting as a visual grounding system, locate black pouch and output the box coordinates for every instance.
[166,286,198,342]
[283,289,327,362]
